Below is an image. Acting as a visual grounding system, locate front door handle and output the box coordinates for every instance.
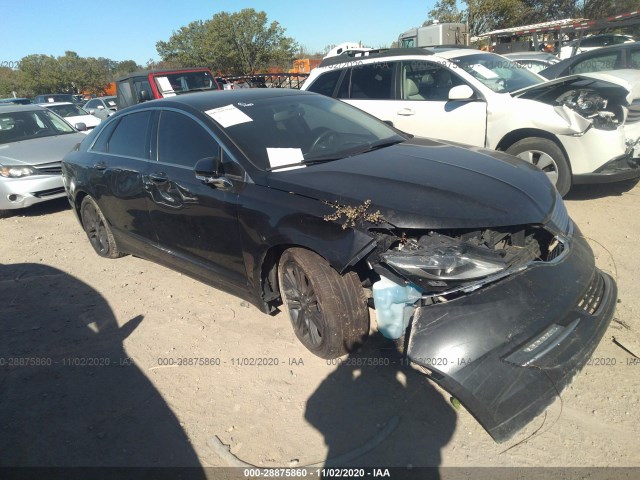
[148,172,168,184]
[397,108,415,116]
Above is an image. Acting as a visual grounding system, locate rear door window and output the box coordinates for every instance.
[339,63,394,100]
[107,111,152,159]
[306,69,343,97]
[401,60,466,101]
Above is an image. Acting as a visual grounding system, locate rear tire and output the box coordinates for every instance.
[506,137,571,196]
[80,196,123,259]
[278,248,369,359]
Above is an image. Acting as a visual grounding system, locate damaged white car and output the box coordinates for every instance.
[302,48,640,195]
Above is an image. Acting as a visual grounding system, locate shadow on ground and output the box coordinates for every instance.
[565,179,639,201]
[0,197,71,220]
[0,263,204,473]
[305,333,456,473]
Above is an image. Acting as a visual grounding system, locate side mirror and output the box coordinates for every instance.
[87,109,96,115]
[194,157,232,190]
[139,90,150,102]
[74,122,87,132]
[448,85,475,101]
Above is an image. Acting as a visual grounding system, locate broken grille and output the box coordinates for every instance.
[547,238,565,261]
[577,273,605,315]
[35,162,62,175]
[32,187,65,198]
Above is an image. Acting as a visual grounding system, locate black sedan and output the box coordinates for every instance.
[62,89,616,442]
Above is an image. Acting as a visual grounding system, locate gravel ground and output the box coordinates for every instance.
[1,180,639,474]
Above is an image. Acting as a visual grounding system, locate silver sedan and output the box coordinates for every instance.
[0,104,86,213]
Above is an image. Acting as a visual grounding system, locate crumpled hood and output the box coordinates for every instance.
[0,133,85,166]
[513,70,640,104]
[265,140,557,229]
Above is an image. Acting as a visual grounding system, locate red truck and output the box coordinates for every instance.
[116,67,220,109]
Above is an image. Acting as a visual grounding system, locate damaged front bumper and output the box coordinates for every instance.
[406,229,617,442]
[573,152,640,184]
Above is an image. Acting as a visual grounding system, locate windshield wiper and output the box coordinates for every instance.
[356,138,404,155]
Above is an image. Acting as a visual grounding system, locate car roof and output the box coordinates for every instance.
[0,104,47,113]
[34,93,74,98]
[319,48,435,67]
[116,67,211,81]
[318,46,485,68]
[503,52,558,60]
[566,33,635,44]
[37,102,77,107]
[540,41,640,78]
[124,88,317,113]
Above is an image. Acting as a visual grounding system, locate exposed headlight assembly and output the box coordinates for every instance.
[381,234,506,285]
[0,165,38,178]
[557,89,619,130]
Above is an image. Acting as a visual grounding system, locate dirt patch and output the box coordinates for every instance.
[1,183,639,469]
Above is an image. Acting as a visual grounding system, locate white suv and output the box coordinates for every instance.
[302,47,640,195]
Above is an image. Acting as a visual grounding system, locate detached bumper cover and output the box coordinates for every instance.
[407,230,617,442]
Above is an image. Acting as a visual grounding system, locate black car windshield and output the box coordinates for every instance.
[450,53,543,93]
[153,71,218,95]
[0,109,75,144]
[45,103,88,117]
[214,94,405,171]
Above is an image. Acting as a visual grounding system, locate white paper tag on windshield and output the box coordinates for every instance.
[205,104,253,128]
[267,148,305,170]
[156,76,175,96]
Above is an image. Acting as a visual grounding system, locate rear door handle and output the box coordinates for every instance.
[93,161,107,170]
[397,108,415,116]
[148,172,168,184]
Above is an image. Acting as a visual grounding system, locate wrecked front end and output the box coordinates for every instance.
[514,71,640,181]
[363,193,616,442]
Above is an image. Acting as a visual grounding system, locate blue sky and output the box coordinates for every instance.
[4,0,437,66]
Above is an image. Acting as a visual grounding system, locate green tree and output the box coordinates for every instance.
[0,67,24,98]
[427,0,528,36]
[19,54,64,94]
[428,0,640,37]
[156,8,298,75]
[425,0,464,25]
[156,20,211,67]
[17,52,141,97]
[112,60,140,79]
[578,0,639,18]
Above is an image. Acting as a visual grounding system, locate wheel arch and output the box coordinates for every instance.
[257,237,374,314]
[496,128,572,175]
[73,190,90,226]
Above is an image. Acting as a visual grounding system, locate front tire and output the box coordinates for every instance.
[80,196,123,259]
[506,137,571,196]
[278,248,369,359]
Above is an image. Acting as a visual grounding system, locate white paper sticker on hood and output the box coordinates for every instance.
[205,104,253,128]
